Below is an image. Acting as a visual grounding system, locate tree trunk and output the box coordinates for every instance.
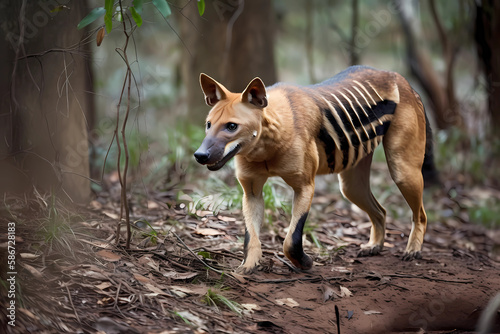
[475,0,500,134]
[396,0,463,129]
[0,0,92,204]
[180,0,277,121]
[350,0,360,65]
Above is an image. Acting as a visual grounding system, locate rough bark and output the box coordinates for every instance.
[180,0,277,121]
[475,0,500,134]
[0,0,92,204]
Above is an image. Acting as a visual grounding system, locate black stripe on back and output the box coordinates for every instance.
[322,108,349,151]
[333,105,361,147]
[368,100,397,122]
[321,107,350,169]
[375,121,391,136]
[318,126,336,172]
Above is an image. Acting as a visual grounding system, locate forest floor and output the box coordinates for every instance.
[1,165,500,334]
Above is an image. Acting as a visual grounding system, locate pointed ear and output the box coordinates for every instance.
[200,73,227,106]
[242,77,268,108]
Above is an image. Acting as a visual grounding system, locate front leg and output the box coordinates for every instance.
[237,176,268,274]
[283,182,315,270]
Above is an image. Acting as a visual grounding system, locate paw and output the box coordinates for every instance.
[284,249,313,270]
[235,264,260,275]
[235,261,262,275]
[357,244,383,257]
[402,250,422,261]
[236,250,262,275]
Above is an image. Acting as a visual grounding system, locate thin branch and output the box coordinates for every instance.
[428,0,449,56]
[9,0,28,152]
[65,285,81,324]
[222,0,244,80]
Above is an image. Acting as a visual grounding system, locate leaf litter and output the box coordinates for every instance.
[1,167,500,333]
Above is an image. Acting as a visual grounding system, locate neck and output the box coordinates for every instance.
[244,97,293,162]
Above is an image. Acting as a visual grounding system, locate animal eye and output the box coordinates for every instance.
[226,123,238,132]
[206,121,211,130]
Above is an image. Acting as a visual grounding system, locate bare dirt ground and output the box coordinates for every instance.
[1,171,500,333]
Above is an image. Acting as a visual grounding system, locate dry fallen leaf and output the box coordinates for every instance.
[218,215,237,222]
[242,303,262,311]
[331,266,351,273]
[163,271,198,280]
[20,253,40,259]
[102,210,119,219]
[174,311,207,329]
[82,270,108,280]
[339,286,353,298]
[20,263,43,278]
[133,273,152,284]
[145,283,169,296]
[275,298,299,308]
[364,310,382,315]
[96,250,122,262]
[321,285,336,302]
[169,285,208,296]
[194,228,225,236]
[96,27,105,46]
[95,282,113,290]
[138,255,159,271]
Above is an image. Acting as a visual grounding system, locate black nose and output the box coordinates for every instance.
[194,150,209,164]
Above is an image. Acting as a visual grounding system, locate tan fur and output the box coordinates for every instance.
[194,67,428,273]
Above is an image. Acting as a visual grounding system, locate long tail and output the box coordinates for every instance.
[421,111,440,187]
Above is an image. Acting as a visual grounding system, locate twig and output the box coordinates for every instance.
[172,232,223,274]
[113,281,122,309]
[335,304,340,334]
[65,285,81,324]
[247,276,343,284]
[389,272,473,284]
[113,0,133,248]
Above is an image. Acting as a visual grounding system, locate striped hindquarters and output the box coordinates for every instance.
[316,80,397,173]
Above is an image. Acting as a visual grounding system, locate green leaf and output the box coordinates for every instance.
[133,0,144,14]
[105,0,114,13]
[129,7,143,27]
[197,251,212,259]
[104,0,114,33]
[104,11,113,33]
[152,0,171,19]
[77,7,106,30]
[197,0,205,16]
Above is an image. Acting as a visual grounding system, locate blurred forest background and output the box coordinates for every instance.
[2,0,499,224]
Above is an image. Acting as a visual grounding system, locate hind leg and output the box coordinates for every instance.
[385,148,427,260]
[383,104,428,260]
[339,153,387,256]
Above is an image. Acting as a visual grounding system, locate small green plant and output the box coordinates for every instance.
[36,193,77,254]
[303,220,323,249]
[137,219,158,244]
[173,311,193,326]
[331,245,347,256]
[202,288,243,316]
[435,128,500,183]
[467,198,500,228]
[189,176,243,215]
[263,178,293,214]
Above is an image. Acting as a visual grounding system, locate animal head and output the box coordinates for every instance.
[194,74,268,170]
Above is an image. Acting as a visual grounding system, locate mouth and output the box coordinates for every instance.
[207,144,241,171]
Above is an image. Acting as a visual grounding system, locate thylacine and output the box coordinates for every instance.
[194,66,434,274]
